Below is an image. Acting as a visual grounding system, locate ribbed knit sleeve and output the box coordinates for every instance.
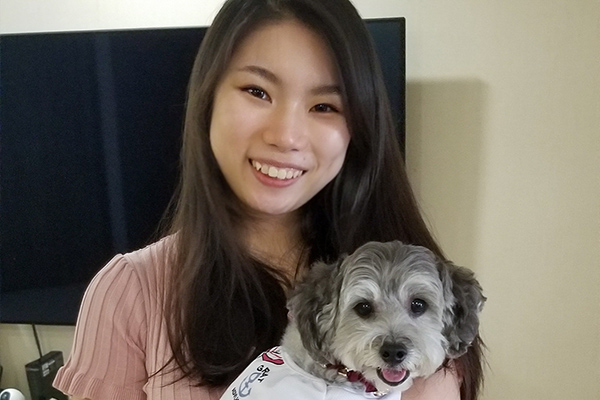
[53,254,148,400]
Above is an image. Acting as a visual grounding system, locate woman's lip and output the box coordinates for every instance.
[250,159,306,180]
[250,164,301,187]
[250,160,304,180]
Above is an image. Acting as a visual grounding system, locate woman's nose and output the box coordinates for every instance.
[262,104,307,151]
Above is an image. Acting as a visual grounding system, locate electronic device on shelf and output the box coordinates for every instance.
[25,351,67,400]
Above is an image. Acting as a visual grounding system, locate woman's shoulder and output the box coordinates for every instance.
[86,235,175,303]
[121,235,175,274]
[72,236,179,353]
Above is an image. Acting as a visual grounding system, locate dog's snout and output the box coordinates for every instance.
[380,343,408,365]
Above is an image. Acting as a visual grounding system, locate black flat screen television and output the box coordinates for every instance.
[0,18,405,325]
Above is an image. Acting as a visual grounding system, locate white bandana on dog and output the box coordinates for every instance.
[220,347,398,400]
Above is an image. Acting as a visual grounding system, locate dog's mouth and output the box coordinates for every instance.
[377,368,410,386]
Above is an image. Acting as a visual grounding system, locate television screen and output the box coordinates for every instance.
[0,18,405,325]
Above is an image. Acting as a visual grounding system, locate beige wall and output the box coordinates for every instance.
[1,1,599,399]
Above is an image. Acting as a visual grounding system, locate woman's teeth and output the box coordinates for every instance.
[252,160,303,180]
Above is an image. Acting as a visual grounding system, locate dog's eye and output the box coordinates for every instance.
[410,299,428,316]
[354,301,373,318]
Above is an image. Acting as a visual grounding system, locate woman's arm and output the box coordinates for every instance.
[402,367,461,400]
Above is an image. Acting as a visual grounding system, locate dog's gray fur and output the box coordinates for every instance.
[282,240,485,394]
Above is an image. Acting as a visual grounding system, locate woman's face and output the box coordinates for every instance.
[210,19,350,219]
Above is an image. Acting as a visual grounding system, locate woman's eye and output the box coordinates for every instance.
[244,87,269,101]
[410,299,428,316]
[353,301,373,318]
[311,103,338,113]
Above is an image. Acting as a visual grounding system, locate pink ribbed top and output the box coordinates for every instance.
[53,237,224,400]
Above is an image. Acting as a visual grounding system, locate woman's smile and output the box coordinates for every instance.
[250,160,305,181]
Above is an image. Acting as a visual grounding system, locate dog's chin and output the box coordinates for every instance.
[376,368,410,387]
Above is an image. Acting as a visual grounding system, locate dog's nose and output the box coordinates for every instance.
[380,343,407,365]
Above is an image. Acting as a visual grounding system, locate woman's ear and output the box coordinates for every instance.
[286,257,345,363]
[438,260,486,358]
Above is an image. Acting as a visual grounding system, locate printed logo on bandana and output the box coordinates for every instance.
[234,364,270,398]
[229,347,282,399]
[261,346,284,365]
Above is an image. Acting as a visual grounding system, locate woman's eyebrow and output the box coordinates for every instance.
[238,64,341,95]
[310,84,341,96]
[238,65,280,84]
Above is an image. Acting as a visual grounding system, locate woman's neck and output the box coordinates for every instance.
[242,212,307,280]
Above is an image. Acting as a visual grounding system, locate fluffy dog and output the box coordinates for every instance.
[221,241,485,399]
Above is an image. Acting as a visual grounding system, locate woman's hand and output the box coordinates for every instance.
[402,367,461,400]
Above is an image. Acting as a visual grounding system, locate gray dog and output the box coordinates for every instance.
[221,241,485,399]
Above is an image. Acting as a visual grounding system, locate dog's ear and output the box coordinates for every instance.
[287,257,344,363]
[438,260,486,358]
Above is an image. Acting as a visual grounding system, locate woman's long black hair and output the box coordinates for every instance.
[162,0,484,399]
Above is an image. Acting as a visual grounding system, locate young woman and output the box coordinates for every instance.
[53,0,484,399]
